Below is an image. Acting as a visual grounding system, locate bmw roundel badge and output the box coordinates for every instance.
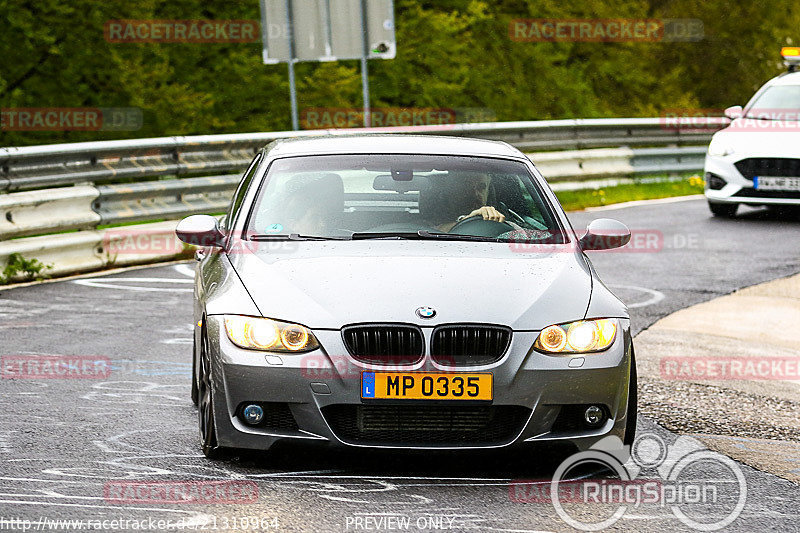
[415,306,436,319]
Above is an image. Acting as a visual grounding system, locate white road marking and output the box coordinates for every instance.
[174,264,196,278]
[73,278,192,292]
[608,284,665,308]
[161,338,193,345]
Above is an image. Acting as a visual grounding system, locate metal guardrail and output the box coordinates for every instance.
[0,118,723,282]
[0,118,725,192]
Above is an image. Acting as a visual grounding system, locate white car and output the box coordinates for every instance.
[705,47,800,217]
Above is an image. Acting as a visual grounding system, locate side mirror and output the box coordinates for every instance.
[579,219,631,251]
[176,215,224,247]
[724,105,743,120]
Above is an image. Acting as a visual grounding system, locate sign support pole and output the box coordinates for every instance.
[285,0,299,130]
[360,0,371,127]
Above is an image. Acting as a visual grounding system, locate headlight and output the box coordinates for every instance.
[223,315,319,352]
[534,319,617,354]
[708,137,733,157]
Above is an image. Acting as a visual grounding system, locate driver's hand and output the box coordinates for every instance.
[466,206,505,222]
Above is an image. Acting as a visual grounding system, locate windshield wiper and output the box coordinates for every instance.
[350,232,422,240]
[349,231,503,242]
[249,234,349,241]
[417,230,504,242]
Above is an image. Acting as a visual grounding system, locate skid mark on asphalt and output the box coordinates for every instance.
[81,381,184,406]
[0,432,13,454]
[0,299,53,319]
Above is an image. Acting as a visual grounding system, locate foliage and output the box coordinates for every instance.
[0,253,53,284]
[1,0,799,146]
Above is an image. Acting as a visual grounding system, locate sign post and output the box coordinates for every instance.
[359,0,371,127]
[259,0,395,130]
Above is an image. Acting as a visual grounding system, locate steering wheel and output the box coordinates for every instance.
[448,215,515,237]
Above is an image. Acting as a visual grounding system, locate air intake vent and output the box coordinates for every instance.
[734,158,800,181]
[342,324,424,365]
[431,325,512,366]
[322,404,530,446]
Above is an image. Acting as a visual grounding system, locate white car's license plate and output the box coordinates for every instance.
[754,176,800,191]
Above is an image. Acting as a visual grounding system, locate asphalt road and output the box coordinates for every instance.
[1,198,799,532]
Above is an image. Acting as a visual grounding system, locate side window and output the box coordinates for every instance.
[224,153,263,231]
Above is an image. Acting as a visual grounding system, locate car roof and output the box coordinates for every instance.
[263,134,525,159]
[764,71,800,86]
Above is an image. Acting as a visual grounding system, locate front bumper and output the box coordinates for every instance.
[204,316,633,452]
[705,154,800,206]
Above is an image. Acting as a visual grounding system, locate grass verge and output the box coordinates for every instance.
[556,175,705,211]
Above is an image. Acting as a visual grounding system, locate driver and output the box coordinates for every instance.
[436,172,506,232]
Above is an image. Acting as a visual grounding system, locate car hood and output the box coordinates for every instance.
[714,122,800,156]
[227,240,592,330]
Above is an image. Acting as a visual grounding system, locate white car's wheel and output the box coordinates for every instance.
[708,202,738,218]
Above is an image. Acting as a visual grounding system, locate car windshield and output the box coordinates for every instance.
[246,154,566,243]
[746,85,800,119]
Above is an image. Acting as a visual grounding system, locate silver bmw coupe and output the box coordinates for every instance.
[175,134,637,459]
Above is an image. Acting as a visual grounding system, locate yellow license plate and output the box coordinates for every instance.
[361,372,493,400]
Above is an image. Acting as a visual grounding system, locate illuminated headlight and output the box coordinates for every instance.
[708,136,734,157]
[534,319,617,354]
[223,315,319,352]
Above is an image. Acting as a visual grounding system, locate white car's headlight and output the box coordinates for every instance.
[224,315,319,352]
[534,319,618,354]
[708,137,734,157]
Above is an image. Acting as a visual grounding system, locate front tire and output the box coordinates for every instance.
[198,328,227,460]
[623,350,637,447]
[708,201,738,218]
[191,335,199,406]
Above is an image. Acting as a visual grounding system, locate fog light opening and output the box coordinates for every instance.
[243,404,264,425]
[584,405,605,427]
[705,172,727,190]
